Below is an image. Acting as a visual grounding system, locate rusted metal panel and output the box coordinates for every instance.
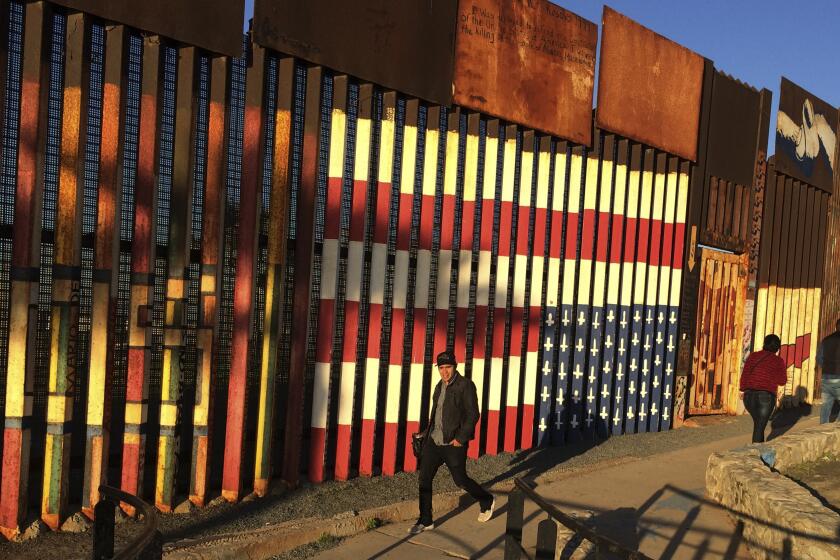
[46,0,243,56]
[452,0,596,145]
[596,7,704,162]
[706,71,762,187]
[254,0,457,106]
[775,77,837,194]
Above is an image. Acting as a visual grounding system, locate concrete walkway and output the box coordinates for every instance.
[314,415,820,559]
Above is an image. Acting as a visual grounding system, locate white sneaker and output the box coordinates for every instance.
[477,495,495,522]
[407,522,435,534]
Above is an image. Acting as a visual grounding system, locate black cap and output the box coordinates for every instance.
[436,350,457,367]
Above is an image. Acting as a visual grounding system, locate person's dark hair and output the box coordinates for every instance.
[763,334,781,353]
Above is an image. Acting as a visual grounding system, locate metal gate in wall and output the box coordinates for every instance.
[689,248,748,415]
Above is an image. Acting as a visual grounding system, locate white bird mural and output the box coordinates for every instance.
[777,98,836,171]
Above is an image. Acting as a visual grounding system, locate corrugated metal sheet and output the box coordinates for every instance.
[452,0,597,145]
[596,6,704,162]
[752,162,828,405]
[253,0,458,107]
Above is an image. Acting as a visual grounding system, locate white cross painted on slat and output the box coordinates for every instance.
[604,336,613,349]
[656,331,664,345]
[545,312,555,327]
[544,337,554,352]
[585,413,594,428]
[642,360,650,375]
[651,402,659,416]
[632,333,640,346]
[539,417,548,432]
[639,404,647,421]
[541,386,551,402]
[646,311,653,324]
[658,312,664,325]
[615,393,622,404]
[614,410,622,425]
[590,344,599,357]
[556,388,564,404]
[600,406,609,420]
[588,367,596,384]
[587,387,595,403]
[663,407,670,421]
[603,361,611,374]
[555,415,564,429]
[571,415,579,429]
[665,363,673,376]
[652,375,660,388]
[578,311,586,326]
[654,355,662,367]
[592,311,600,330]
[562,310,571,326]
[576,339,584,353]
[627,406,635,419]
[542,360,552,376]
[607,310,615,323]
[559,362,567,379]
[601,385,610,400]
[640,382,647,398]
[618,339,626,356]
[634,311,641,323]
[560,335,569,352]
[616,362,624,380]
[644,335,651,351]
[629,380,636,395]
[664,384,672,400]
[669,311,677,325]
[572,389,581,404]
[667,336,675,353]
[620,311,628,329]
[629,359,638,372]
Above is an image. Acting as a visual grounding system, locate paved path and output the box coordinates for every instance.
[314,415,820,559]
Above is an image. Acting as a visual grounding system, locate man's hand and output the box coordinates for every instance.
[450,440,462,447]
[739,391,744,400]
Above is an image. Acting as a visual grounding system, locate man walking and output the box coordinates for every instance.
[409,350,495,534]
[817,319,840,423]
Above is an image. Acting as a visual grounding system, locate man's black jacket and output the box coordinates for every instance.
[427,372,480,446]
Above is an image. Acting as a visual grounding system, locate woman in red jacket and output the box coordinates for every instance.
[740,334,788,443]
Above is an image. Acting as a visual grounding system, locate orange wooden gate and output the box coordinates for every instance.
[689,248,748,414]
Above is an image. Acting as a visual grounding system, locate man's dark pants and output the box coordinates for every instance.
[418,439,492,525]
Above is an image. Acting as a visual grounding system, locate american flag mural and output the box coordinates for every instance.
[6,0,829,538]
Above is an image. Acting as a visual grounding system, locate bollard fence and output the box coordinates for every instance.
[504,478,652,560]
[92,485,162,560]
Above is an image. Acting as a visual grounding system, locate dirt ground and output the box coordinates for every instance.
[784,452,840,514]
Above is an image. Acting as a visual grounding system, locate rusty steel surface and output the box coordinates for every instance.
[47,0,244,56]
[775,77,837,194]
[452,0,596,144]
[254,0,457,106]
[596,7,704,161]
[706,71,762,187]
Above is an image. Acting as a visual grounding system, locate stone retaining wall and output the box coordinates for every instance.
[706,424,840,560]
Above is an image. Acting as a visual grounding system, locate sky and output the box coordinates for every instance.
[243,0,840,154]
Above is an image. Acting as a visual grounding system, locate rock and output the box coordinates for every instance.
[174,499,197,514]
[207,495,228,508]
[60,512,91,533]
[114,507,129,524]
[16,519,48,542]
[241,492,258,503]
